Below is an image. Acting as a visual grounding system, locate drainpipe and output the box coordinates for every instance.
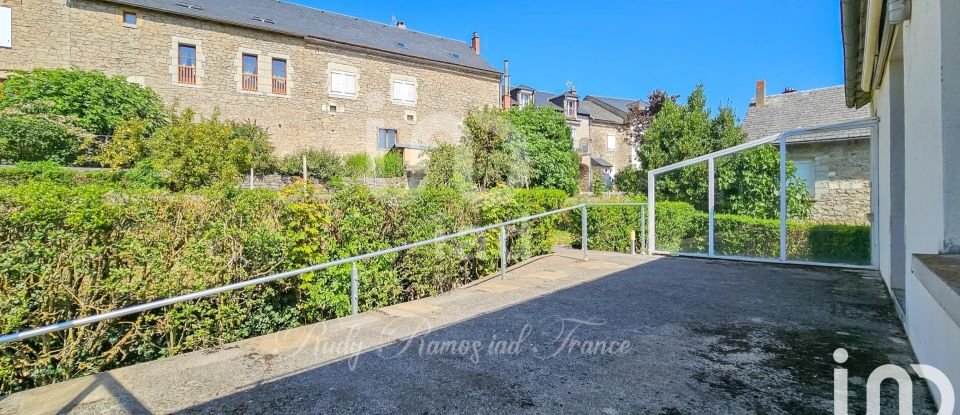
[502,60,511,110]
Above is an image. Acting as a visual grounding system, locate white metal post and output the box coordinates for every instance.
[779,133,788,262]
[870,124,880,267]
[708,157,715,257]
[500,226,507,279]
[350,263,359,315]
[581,206,588,261]
[640,205,646,255]
[302,155,308,183]
[648,171,656,254]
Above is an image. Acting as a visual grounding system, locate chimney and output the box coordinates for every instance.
[396,21,406,29]
[471,32,480,55]
[755,80,766,106]
[502,60,511,110]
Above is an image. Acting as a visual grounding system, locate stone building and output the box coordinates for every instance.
[0,0,502,161]
[507,85,645,191]
[742,83,872,224]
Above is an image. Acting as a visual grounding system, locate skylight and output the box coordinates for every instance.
[395,42,407,49]
[450,53,461,60]
[251,16,275,24]
[175,2,204,10]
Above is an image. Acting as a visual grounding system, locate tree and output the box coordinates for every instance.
[624,89,677,151]
[0,68,167,136]
[461,107,516,190]
[637,84,810,219]
[505,106,579,196]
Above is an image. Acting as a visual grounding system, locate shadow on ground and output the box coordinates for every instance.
[173,256,935,414]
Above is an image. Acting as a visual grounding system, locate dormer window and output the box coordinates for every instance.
[565,98,578,118]
[518,91,534,108]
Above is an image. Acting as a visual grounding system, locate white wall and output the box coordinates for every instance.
[901,0,945,265]
[906,270,960,411]
[874,74,893,285]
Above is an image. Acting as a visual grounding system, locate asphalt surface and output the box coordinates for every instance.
[0,250,935,414]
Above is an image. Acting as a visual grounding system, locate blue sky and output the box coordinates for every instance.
[299,0,844,121]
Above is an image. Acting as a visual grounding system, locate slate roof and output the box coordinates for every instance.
[102,0,498,73]
[741,85,872,143]
[581,96,647,125]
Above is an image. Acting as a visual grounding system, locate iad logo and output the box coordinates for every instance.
[833,348,955,414]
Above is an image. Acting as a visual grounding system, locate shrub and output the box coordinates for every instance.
[505,106,579,195]
[277,148,343,182]
[421,143,474,192]
[0,68,166,135]
[343,153,372,178]
[146,109,275,190]
[93,118,151,169]
[0,109,92,164]
[0,182,567,393]
[375,150,404,178]
[613,166,647,194]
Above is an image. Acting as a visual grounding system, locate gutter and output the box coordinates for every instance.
[841,0,872,108]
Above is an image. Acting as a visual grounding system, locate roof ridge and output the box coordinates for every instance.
[275,0,473,48]
[755,84,846,101]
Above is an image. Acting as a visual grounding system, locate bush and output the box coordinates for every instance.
[570,196,870,264]
[343,153,372,178]
[0,68,166,135]
[421,143,474,192]
[0,109,92,164]
[0,182,568,393]
[277,148,343,182]
[613,166,647,194]
[375,150,404,178]
[146,109,275,190]
[93,118,151,168]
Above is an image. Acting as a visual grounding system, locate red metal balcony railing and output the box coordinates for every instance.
[178,65,197,85]
[242,73,258,92]
[272,77,287,95]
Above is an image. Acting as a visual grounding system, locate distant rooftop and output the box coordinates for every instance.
[103,0,498,74]
[742,85,872,142]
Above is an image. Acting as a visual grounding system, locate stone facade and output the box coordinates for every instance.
[587,121,633,187]
[787,139,871,224]
[0,0,501,159]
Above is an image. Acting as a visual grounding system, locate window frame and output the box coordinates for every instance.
[329,70,357,98]
[792,159,817,197]
[607,134,617,151]
[177,43,198,85]
[565,98,578,118]
[121,10,138,27]
[0,6,12,49]
[391,79,417,105]
[271,58,287,95]
[241,53,258,92]
[378,128,398,150]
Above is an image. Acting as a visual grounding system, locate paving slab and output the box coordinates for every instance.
[0,250,936,414]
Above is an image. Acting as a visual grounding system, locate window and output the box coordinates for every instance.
[392,79,416,105]
[378,129,397,150]
[607,134,616,151]
[178,44,197,85]
[122,11,138,26]
[565,99,577,117]
[271,58,287,95]
[328,104,338,113]
[0,6,11,49]
[330,70,357,97]
[518,92,533,108]
[241,53,258,91]
[792,159,816,197]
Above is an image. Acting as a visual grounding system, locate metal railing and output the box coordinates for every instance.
[646,118,880,268]
[272,77,287,95]
[242,73,258,91]
[178,65,197,85]
[0,203,645,345]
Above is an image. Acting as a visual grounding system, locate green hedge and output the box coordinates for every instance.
[569,196,870,265]
[0,179,566,394]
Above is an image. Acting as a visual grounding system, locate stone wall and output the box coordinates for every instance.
[584,121,633,189]
[787,139,871,224]
[0,0,500,158]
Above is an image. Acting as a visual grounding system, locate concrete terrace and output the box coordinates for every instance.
[0,250,935,414]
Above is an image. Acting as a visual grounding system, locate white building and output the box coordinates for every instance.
[842,0,960,409]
